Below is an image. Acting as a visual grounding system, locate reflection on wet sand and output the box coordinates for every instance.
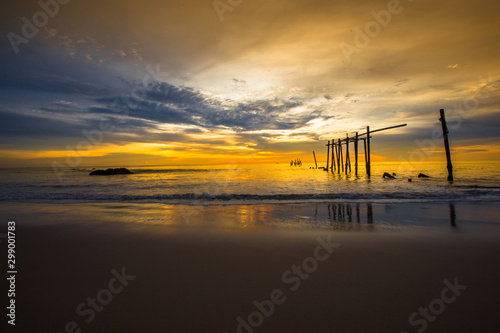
[317,203,375,231]
[318,202,458,231]
[449,203,457,228]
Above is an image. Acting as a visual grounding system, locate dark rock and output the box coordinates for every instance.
[408,178,412,182]
[89,168,133,176]
[418,173,430,178]
[383,172,396,179]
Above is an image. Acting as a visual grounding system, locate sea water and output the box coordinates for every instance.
[1,161,499,205]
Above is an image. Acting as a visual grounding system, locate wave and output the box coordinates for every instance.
[1,190,499,203]
[130,168,225,174]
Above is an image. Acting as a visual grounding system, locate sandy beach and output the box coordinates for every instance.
[2,201,499,332]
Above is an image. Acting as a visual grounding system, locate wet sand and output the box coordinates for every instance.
[2,201,500,332]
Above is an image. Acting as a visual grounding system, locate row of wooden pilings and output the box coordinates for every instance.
[315,124,407,177]
[325,127,371,177]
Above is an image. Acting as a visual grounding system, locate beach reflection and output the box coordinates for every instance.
[107,202,461,231]
[323,203,375,231]
[449,203,457,228]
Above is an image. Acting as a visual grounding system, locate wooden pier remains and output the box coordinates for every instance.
[323,124,407,177]
[439,109,454,181]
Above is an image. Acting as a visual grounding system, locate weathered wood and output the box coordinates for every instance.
[363,138,367,172]
[312,151,318,169]
[332,143,336,171]
[325,140,330,171]
[366,126,371,177]
[439,109,454,181]
[337,139,341,173]
[322,124,406,177]
[345,134,350,174]
[339,138,344,172]
[358,123,407,136]
[331,139,334,172]
[334,141,338,172]
[355,132,359,176]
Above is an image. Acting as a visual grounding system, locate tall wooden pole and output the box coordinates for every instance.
[326,140,330,171]
[335,142,340,172]
[355,132,359,176]
[312,151,318,169]
[337,139,342,173]
[363,138,367,173]
[331,139,335,172]
[339,138,344,172]
[332,143,336,171]
[366,126,371,178]
[439,109,454,181]
[345,134,350,174]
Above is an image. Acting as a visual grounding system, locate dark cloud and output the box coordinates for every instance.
[1,74,109,96]
[90,81,317,132]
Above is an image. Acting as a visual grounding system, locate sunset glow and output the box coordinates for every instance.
[1,0,499,167]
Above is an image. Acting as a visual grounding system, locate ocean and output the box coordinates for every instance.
[1,161,499,205]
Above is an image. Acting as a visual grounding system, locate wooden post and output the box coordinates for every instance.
[312,151,318,169]
[366,126,371,178]
[332,143,336,171]
[363,138,367,168]
[325,140,330,171]
[331,139,334,172]
[439,109,454,181]
[345,134,350,174]
[348,135,352,172]
[337,139,341,173]
[355,132,359,176]
[339,138,344,172]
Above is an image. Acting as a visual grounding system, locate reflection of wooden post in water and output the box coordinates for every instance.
[356,203,360,223]
[327,203,374,226]
[439,109,454,181]
[367,203,373,224]
[355,132,359,176]
[312,151,318,169]
[325,140,330,171]
[449,203,456,227]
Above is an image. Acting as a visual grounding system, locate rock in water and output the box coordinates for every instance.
[89,168,133,176]
[382,172,396,179]
[418,173,430,178]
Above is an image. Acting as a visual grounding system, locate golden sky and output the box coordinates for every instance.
[1,0,499,167]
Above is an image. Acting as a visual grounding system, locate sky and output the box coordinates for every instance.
[0,0,499,167]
